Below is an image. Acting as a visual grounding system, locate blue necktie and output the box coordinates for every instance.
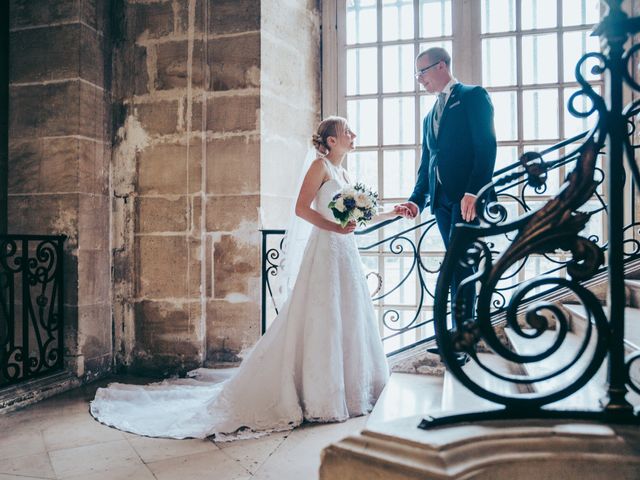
[433,92,447,137]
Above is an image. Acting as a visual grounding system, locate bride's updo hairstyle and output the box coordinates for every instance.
[311,116,348,157]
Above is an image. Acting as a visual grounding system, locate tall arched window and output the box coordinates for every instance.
[323,0,604,353]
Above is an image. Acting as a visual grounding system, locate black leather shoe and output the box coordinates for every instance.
[455,353,470,367]
[427,348,469,367]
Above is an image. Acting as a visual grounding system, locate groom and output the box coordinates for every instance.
[395,47,496,364]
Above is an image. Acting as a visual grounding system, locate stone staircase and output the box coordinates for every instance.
[319,270,640,479]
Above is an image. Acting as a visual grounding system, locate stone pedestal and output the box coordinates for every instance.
[320,416,640,479]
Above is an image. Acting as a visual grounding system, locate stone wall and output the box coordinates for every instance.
[6,0,320,379]
[111,0,320,374]
[112,0,212,374]
[202,0,263,365]
[8,0,112,381]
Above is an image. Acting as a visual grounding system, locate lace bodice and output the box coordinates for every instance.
[314,158,350,222]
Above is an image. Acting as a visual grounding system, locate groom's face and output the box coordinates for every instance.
[415,55,440,94]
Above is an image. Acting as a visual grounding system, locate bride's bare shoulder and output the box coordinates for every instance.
[307,158,329,175]
[310,157,328,168]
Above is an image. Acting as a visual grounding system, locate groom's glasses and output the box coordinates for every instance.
[414,61,441,79]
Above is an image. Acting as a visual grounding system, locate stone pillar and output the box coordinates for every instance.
[203,0,262,364]
[112,0,208,374]
[260,0,321,229]
[205,0,321,364]
[8,0,112,381]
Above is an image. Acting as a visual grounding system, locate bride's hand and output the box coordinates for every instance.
[334,220,357,234]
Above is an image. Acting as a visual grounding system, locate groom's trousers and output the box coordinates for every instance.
[433,186,478,330]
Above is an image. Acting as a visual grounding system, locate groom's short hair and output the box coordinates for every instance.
[417,47,451,68]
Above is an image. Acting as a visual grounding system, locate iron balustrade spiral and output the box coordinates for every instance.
[0,235,65,387]
[421,0,640,425]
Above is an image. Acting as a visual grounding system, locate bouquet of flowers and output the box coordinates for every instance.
[328,183,379,227]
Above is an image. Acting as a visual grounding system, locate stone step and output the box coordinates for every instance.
[504,326,608,410]
[625,279,640,309]
[564,303,640,351]
[440,352,520,413]
[0,371,80,414]
[564,303,640,397]
[504,324,640,410]
[366,372,443,431]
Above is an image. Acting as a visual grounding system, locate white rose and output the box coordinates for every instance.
[355,192,369,208]
[343,187,356,198]
[363,196,374,209]
[335,197,345,212]
[352,208,364,220]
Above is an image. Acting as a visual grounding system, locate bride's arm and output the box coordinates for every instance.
[368,209,400,225]
[295,160,356,234]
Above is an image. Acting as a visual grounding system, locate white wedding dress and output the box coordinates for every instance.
[90,158,389,440]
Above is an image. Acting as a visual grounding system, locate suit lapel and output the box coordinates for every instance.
[436,83,461,142]
[426,108,437,146]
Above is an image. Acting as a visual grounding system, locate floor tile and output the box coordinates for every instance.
[0,474,51,480]
[0,428,46,460]
[63,464,157,480]
[147,449,252,480]
[217,430,290,474]
[252,417,367,480]
[42,412,124,451]
[1,373,394,480]
[127,434,219,463]
[49,439,143,479]
[0,452,55,479]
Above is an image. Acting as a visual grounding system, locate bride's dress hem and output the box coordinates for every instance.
[90,391,376,442]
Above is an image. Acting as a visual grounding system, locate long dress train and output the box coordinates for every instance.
[90,158,389,440]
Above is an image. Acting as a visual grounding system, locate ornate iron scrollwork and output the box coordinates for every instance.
[421,0,640,424]
[432,141,610,409]
[0,236,65,387]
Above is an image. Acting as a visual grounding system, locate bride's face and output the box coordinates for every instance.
[334,124,357,153]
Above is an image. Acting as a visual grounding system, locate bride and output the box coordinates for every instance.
[90,116,393,440]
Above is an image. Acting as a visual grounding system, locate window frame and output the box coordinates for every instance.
[322,0,612,352]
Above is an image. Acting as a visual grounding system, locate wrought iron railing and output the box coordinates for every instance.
[261,120,636,357]
[0,235,65,387]
[420,0,640,425]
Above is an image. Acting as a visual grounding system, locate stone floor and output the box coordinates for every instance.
[0,376,369,480]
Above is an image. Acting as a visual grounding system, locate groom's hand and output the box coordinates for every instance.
[460,194,477,222]
[394,203,418,219]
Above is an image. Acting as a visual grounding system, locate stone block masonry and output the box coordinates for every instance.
[109,0,320,375]
[7,0,321,380]
[8,0,113,381]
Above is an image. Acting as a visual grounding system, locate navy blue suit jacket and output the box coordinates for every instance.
[408,83,497,213]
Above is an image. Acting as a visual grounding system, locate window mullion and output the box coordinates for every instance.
[376,0,384,287]
[322,0,340,117]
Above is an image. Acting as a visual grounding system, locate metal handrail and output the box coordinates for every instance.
[260,127,615,357]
